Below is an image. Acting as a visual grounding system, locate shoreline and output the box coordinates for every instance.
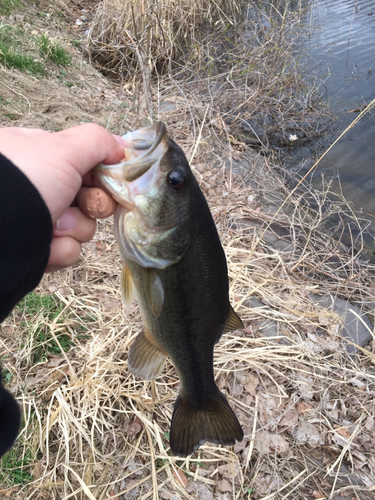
[1,1,375,498]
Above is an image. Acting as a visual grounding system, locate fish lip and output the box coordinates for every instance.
[93,122,167,183]
[128,121,166,153]
[124,121,167,182]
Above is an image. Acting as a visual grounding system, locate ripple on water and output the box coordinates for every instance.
[290,0,375,217]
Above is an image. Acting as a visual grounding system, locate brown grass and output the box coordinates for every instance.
[85,0,328,145]
[85,0,241,79]
[1,1,374,499]
[1,0,328,144]
[1,139,375,498]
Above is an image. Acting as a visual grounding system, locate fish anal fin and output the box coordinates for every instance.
[142,268,164,318]
[121,264,135,309]
[128,329,166,380]
[223,305,243,334]
[169,390,244,457]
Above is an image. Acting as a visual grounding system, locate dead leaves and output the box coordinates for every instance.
[296,375,315,401]
[172,468,187,488]
[255,468,285,496]
[217,478,232,493]
[254,431,290,456]
[279,409,299,430]
[335,425,351,439]
[293,422,324,446]
[124,416,143,437]
[186,481,214,499]
[312,490,325,499]
[244,374,259,396]
[0,487,19,498]
[297,401,313,413]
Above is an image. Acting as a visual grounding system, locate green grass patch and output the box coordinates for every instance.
[19,292,73,363]
[0,24,45,74]
[37,33,71,66]
[0,27,72,75]
[155,457,168,469]
[20,291,62,318]
[0,24,22,45]
[244,484,255,495]
[0,43,44,74]
[70,37,80,48]
[0,0,22,16]
[1,368,13,384]
[0,445,33,486]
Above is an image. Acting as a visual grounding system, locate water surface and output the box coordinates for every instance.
[294,0,375,219]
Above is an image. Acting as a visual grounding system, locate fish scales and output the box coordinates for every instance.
[94,122,244,456]
[127,186,228,397]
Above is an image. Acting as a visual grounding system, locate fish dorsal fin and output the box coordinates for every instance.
[128,329,166,380]
[121,264,135,309]
[142,268,164,318]
[223,305,243,334]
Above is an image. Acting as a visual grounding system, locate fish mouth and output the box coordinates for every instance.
[94,122,168,184]
[125,121,165,152]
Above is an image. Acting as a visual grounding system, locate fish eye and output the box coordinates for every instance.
[168,171,186,190]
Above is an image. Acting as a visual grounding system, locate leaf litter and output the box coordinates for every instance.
[0,0,375,499]
[3,135,372,499]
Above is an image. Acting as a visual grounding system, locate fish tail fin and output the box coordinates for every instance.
[128,329,166,380]
[169,389,243,457]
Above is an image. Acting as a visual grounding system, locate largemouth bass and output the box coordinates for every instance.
[94,122,244,456]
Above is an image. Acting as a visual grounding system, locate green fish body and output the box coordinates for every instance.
[94,122,243,456]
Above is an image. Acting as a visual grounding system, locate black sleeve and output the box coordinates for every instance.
[0,153,53,323]
[0,368,21,457]
[0,153,53,457]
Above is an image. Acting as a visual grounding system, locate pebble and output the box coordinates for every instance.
[312,294,373,353]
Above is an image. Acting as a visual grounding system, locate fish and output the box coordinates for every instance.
[94,122,244,457]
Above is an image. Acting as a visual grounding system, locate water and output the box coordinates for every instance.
[293,0,375,219]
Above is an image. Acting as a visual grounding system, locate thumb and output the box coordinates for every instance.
[48,123,126,176]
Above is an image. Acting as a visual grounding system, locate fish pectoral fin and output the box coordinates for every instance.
[222,305,244,335]
[142,268,164,318]
[121,264,135,309]
[128,329,166,380]
[169,389,244,457]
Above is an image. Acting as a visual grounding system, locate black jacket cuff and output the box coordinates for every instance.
[0,153,53,322]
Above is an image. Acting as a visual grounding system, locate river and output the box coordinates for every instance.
[289,0,375,222]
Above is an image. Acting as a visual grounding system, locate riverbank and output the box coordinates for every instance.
[291,0,375,220]
[0,1,374,499]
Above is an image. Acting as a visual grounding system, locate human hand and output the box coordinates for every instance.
[0,124,126,272]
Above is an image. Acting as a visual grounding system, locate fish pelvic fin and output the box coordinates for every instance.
[169,389,244,457]
[128,329,166,380]
[142,268,164,318]
[121,264,135,309]
[222,305,244,335]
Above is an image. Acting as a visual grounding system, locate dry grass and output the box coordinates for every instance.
[85,0,241,79]
[85,0,328,146]
[1,141,375,498]
[0,57,128,131]
[1,1,375,499]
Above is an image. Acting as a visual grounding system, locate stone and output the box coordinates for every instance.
[312,294,373,353]
[159,101,176,113]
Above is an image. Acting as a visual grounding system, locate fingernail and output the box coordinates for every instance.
[56,211,76,231]
[114,135,130,147]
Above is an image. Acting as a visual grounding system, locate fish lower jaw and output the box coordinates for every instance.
[116,199,134,211]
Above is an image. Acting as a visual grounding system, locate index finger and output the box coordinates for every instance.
[50,123,126,176]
